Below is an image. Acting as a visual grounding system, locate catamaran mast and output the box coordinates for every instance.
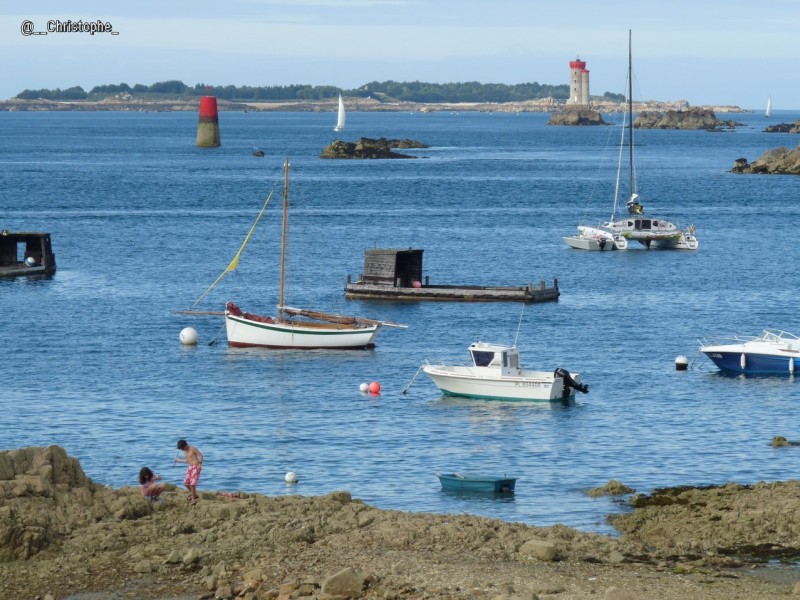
[627,29,634,202]
[278,159,289,322]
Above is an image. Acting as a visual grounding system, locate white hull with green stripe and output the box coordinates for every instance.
[421,342,588,402]
[225,303,380,350]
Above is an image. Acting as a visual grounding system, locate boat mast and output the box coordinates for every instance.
[627,29,634,202]
[278,159,289,322]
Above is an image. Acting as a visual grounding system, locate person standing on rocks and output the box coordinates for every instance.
[175,439,203,505]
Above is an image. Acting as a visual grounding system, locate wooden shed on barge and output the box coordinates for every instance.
[344,248,559,303]
[0,231,57,279]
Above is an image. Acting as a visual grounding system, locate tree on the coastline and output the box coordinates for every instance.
[16,86,88,100]
[15,80,574,103]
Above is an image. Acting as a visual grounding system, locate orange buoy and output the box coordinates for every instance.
[368,381,381,394]
[196,96,221,148]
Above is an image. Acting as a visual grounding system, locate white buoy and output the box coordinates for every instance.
[740,353,746,370]
[359,382,369,393]
[179,327,199,346]
[24,256,36,267]
[675,355,688,371]
[284,471,298,484]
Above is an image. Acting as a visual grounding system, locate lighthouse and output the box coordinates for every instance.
[568,57,590,106]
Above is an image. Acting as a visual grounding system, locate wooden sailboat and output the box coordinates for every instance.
[334,94,346,132]
[224,160,404,349]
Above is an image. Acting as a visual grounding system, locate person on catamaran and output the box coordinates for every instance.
[175,439,204,505]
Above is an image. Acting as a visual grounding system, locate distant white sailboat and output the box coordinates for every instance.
[334,94,346,132]
[765,96,772,118]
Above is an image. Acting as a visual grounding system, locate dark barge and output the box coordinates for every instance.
[344,248,559,303]
[0,231,57,279]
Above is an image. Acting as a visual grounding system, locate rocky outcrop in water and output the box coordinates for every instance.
[635,106,742,130]
[764,120,800,133]
[547,106,610,126]
[320,137,427,159]
[731,146,800,174]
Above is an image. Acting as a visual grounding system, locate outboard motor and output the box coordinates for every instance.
[554,367,589,400]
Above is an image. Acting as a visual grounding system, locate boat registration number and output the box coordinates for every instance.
[514,381,545,388]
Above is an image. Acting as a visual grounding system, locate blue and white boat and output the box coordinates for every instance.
[699,330,800,374]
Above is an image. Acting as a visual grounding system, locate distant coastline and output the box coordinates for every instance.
[0,96,750,114]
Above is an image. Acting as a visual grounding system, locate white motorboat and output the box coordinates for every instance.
[564,30,698,252]
[699,330,800,374]
[422,341,588,402]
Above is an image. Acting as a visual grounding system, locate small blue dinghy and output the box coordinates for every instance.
[437,472,517,494]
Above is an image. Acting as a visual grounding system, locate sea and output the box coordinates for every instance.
[1,108,799,535]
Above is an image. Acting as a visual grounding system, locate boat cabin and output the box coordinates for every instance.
[0,231,56,279]
[469,342,521,375]
[359,248,424,287]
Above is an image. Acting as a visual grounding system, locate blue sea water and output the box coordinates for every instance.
[1,108,799,534]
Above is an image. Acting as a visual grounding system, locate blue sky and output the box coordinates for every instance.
[2,0,798,110]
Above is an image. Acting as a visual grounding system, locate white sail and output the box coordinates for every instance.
[765,96,772,118]
[334,94,345,132]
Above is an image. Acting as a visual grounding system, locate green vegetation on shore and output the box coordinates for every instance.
[14,79,623,104]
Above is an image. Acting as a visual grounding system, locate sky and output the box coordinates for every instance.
[2,0,799,110]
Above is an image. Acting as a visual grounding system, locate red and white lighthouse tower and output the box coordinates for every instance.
[568,57,590,105]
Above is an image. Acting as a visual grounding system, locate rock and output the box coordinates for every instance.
[771,436,790,447]
[321,566,366,597]
[764,120,800,133]
[133,559,152,573]
[634,106,741,130]
[604,586,638,600]
[215,583,234,599]
[587,480,636,497]
[320,137,427,159]
[548,106,610,126]
[731,146,800,174]
[519,539,558,561]
[183,547,201,565]
[793,580,800,594]
[608,550,626,563]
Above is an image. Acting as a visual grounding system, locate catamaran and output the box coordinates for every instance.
[564,30,698,251]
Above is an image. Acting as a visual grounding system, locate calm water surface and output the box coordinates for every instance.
[1,109,799,533]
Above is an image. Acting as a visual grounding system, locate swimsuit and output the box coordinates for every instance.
[142,479,160,498]
[184,463,201,486]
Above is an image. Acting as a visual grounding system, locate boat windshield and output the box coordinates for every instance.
[471,350,495,367]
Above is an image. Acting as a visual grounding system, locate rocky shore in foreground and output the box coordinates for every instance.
[1,446,798,600]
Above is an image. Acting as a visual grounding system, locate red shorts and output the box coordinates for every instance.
[184,464,201,487]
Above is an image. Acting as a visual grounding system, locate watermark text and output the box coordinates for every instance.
[21,19,119,36]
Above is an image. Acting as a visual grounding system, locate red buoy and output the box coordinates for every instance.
[196,96,221,147]
[368,381,381,394]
